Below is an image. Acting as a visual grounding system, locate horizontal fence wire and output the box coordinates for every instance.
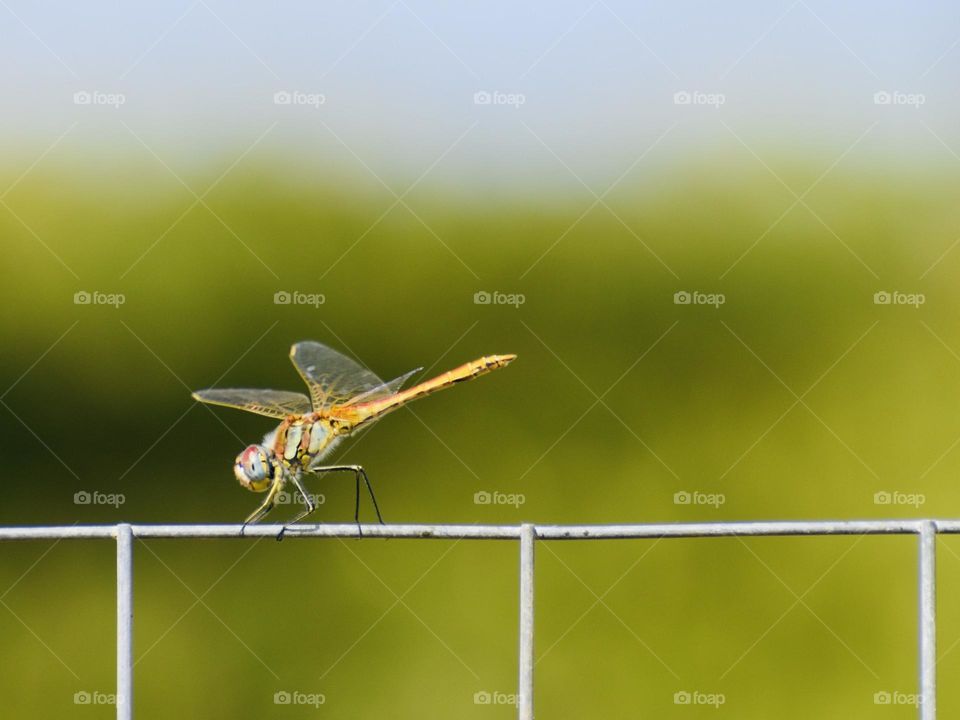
[4,519,960,540]
[0,519,944,720]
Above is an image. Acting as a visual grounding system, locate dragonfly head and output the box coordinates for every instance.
[234,444,279,492]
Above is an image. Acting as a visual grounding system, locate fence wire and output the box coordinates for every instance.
[0,519,945,720]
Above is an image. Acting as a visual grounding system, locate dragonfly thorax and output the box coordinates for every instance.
[272,416,341,470]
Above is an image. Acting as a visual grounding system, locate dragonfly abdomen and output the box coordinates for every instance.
[347,353,516,426]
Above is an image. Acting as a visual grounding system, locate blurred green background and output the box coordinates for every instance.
[5,1,960,718]
[4,159,960,718]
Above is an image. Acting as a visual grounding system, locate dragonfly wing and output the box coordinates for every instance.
[192,388,312,419]
[289,341,390,409]
[343,367,423,407]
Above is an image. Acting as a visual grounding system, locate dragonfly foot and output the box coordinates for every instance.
[276,526,287,542]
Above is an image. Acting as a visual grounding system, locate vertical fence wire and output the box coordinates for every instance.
[116,524,133,720]
[518,524,536,720]
[919,521,937,720]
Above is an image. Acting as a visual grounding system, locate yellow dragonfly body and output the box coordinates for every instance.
[193,342,515,532]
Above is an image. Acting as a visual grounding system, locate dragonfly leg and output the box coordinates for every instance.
[276,474,318,541]
[308,465,384,535]
[242,478,284,535]
[354,472,361,536]
[359,467,384,526]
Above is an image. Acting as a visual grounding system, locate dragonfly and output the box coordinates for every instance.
[193,341,516,536]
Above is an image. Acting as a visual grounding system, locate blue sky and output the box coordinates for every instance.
[2,0,959,189]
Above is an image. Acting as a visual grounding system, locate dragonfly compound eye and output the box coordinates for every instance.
[234,445,274,492]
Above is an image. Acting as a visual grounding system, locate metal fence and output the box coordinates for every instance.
[0,519,948,720]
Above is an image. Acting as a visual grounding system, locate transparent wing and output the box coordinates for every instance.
[290,341,392,409]
[343,367,423,407]
[289,342,423,410]
[192,388,312,419]
[323,368,423,435]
